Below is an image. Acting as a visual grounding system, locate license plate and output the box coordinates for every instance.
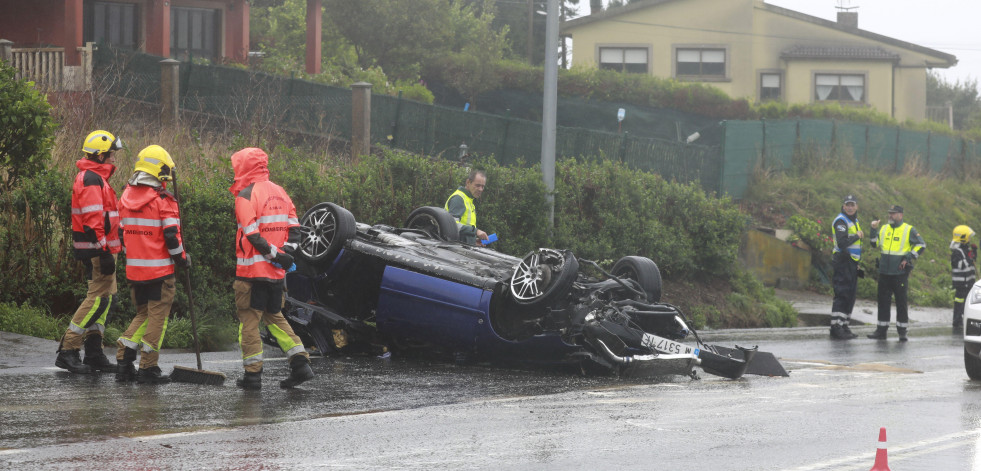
[641,333,699,356]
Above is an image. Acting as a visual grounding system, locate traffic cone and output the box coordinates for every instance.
[869,427,891,471]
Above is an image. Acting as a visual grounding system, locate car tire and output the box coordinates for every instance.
[404,206,460,242]
[611,256,662,303]
[298,202,356,262]
[966,346,981,380]
[509,248,578,308]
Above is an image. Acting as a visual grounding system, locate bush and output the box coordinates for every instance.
[0,62,57,192]
[0,302,64,340]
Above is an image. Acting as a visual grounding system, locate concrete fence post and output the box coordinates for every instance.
[160,59,179,127]
[0,39,12,63]
[351,82,372,160]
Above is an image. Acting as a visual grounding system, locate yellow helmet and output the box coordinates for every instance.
[82,130,123,156]
[953,225,975,243]
[134,145,176,181]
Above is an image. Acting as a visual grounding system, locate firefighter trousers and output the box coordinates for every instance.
[116,279,175,369]
[62,254,117,351]
[234,280,308,373]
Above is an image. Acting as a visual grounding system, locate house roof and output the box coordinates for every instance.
[780,45,900,61]
[562,0,957,68]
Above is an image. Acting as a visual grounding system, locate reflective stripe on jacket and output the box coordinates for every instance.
[234,181,299,281]
[832,212,862,261]
[874,222,926,275]
[71,158,121,259]
[119,184,184,283]
[951,243,977,288]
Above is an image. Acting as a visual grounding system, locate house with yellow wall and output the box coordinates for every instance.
[561,0,956,122]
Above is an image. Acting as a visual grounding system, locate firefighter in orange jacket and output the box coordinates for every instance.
[229,147,314,390]
[56,130,124,374]
[115,145,189,384]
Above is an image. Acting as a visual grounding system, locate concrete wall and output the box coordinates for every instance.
[740,229,812,289]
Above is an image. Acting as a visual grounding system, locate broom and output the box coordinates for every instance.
[168,175,226,386]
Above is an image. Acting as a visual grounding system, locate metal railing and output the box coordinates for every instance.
[1,41,95,91]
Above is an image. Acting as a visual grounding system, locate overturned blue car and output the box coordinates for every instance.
[271,202,787,380]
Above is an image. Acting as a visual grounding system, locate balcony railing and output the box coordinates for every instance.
[0,41,95,91]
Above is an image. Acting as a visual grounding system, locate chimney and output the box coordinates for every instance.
[837,11,858,28]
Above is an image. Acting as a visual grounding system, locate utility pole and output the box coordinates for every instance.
[542,0,558,231]
[527,0,534,63]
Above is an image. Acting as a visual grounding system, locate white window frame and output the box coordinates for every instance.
[672,45,729,81]
[596,44,651,74]
[813,72,867,103]
[759,71,783,101]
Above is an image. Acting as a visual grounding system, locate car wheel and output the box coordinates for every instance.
[298,202,356,262]
[611,256,662,303]
[966,346,981,380]
[509,248,578,307]
[404,206,460,242]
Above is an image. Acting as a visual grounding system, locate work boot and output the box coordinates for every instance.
[954,315,964,330]
[830,325,857,340]
[237,370,262,390]
[55,350,92,374]
[866,326,888,340]
[115,347,138,383]
[280,355,314,389]
[897,328,908,342]
[840,324,858,339]
[82,335,117,373]
[136,366,171,384]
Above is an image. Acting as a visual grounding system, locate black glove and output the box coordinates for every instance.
[273,252,294,268]
[174,253,191,269]
[98,251,115,276]
[856,268,865,279]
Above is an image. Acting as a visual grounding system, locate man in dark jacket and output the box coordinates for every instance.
[829,195,864,340]
[951,225,977,330]
[868,205,926,341]
[56,130,123,374]
[444,169,488,245]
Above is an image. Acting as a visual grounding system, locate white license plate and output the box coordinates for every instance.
[641,333,699,356]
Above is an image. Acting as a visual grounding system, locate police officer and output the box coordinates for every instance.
[229,147,314,390]
[444,169,489,245]
[56,130,123,374]
[951,225,977,330]
[830,194,863,340]
[115,145,189,384]
[868,205,926,341]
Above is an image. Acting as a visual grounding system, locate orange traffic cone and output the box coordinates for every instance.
[869,427,891,471]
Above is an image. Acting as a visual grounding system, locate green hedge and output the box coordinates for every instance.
[1,147,785,345]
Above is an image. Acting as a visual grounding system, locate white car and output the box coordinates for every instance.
[964,282,981,379]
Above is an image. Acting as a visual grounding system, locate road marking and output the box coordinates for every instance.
[786,429,981,471]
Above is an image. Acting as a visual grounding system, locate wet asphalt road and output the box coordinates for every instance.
[2,325,980,470]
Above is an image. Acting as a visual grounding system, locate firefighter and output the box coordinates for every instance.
[115,145,189,384]
[444,169,489,245]
[56,130,124,374]
[951,225,977,330]
[229,147,314,390]
[868,205,926,341]
[829,194,863,340]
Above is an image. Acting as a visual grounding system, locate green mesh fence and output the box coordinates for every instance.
[94,48,981,200]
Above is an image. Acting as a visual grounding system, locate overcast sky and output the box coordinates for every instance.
[581,0,979,85]
[765,0,979,85]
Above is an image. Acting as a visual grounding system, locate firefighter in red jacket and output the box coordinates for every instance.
[115,145,189,384]
[56,130,124,374]
[229,147,314,390]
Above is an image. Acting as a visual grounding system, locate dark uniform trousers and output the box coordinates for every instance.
[877,273,910,327]
[831,252,859,316]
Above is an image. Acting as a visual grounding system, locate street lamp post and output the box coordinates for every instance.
[541,0,558,232]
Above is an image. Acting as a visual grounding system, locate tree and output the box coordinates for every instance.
[250,0,355,75]
[926,71,981,131]
[0,63,55,193]
[432,1,510,110]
